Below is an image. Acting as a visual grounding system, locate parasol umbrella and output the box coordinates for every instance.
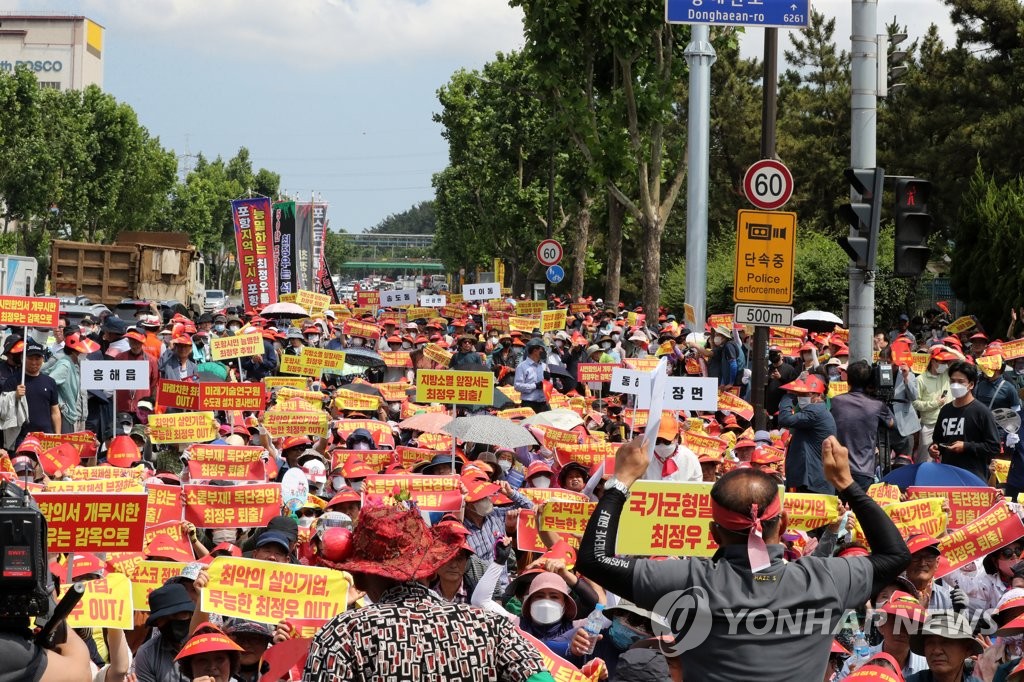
[341,382,383,398]
[881,461,988,489]
[398,412,454,434]
[443,415,538,450]
[261,302,312,318]
[792,310,845,334]
[546,364,578,393]
[522,408,584,431]
[339,347,386,368]
[993,407,1021,434]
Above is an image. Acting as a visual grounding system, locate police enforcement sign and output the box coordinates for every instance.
[733,210,797,305]
[666,0,811,28]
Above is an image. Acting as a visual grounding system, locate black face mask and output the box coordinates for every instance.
[160,618,192,646]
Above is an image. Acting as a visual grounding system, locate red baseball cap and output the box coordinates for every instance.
[906,533,941,555]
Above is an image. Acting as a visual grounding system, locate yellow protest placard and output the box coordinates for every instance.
[509,316,538,333]
[210,332,264,361]
[264,376,309,391]
[65,464,145,481]
[46,478,144,494]
[201,556,349,625]
[783,493,840,532]
[423,343,453,367]
[683,304,697,326]
[516,300,547,316]
[885,498,946,538]
[377,382,411,402]
[945,316,976,334]
[867,483,902,508]
[406,307,432,321]
[277,388,325,410]
[978,354,1003,377]
[278,354,316,377]
[263,411,329,437]
[61,573,134,629]
[295,289,331,311]
[830,381,850,396]
[994,459,1011,484]
[130,561,187,608]
[540,309,568,333]
[333,389,381,412]
[538,500,596,535]
[1002,338,1024,361]
[148,412,218,445]
[280,293,297,303]
[416,370,494,405]
[300,347,347,373]
[911,353,931,375]
[617,481,718,556]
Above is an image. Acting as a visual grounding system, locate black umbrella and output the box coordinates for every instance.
[340,347,386,368]
[546,364,578,393]
[342,382,383,398]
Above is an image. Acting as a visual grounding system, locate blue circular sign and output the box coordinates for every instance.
[545,265,565,284]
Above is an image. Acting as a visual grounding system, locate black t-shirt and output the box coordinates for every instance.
[2,373,58,437]
[933,398,1002,482]
[0,631,47,682]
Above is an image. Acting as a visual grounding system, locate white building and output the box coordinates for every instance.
[0,14,103,90]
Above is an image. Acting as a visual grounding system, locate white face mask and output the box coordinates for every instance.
[935,363,949,374]
[714,337,725,347]
[531,475,551,489]
[472,498,494,516]
[498,460,512,473]
[529,598,564,625]
[950,382,970,399]
[654,442,675,459]
[350,479,363,492]
[611,334,620,342]
[297,516,314,528]
[306,336,320,345]
[555,339,564,348]
[797,396,812,408]
[601,342,612,350]
[402,342,412,350]
[351,338,364,347]
[332,476,345,491]
[489,336,498,344]
[228,326,240,333]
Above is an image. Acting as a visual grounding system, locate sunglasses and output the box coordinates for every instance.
[297,509,320,518]
[1001,546,1022,559]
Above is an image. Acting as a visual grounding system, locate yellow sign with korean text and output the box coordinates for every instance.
[276,387,324,409]
[733,210,796,305]
[202,557,349,625]
[278,354,316,377]
[295,289,331,311]
[61,574,134,629]
[538,500,597,536]
[540,309,568,333]
[416,369,494,405]
[210,332,264,361]
[945,316,976,334]
[517,300,547,316]
[130,561,187,608]
[783,493,840,532]
[616,481,719,556]
[148,412,218,445]
[994,459,1010,484]
[263,411,329,437]
[867,483,902,508]
[422,343,453,367]
[332,389,381,412]
[300,347,347,373]
[885,498,946,538]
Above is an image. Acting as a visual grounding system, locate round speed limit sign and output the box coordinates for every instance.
[743,159,794,211]
[536,239,563,267]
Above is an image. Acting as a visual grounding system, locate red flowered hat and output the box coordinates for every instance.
[329,505,461,580]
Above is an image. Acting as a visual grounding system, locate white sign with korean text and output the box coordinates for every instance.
[611,368,650,397]
[420,295,446,308]
[663,377,719,412]
[379,289,416,308]
[462,283,501,302]
[81,360,150,391]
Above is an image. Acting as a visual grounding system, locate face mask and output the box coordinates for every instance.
[611,334,620,342]
[214,324,225,333]
[160,619,191,646]
[935,363,949,374]
[417,343,427,350]
[828,371,840,381]
[713,337,724,347]
[401,341,412,350]
[797,396,812,408]
[297,516,314,528]
[654,442,675,458]
[608,620,645,650]
[950,383,969,399]
[555,339,564,348]
[1017,367,1024,376]
[472,498,494,516]
[332,476,345,490]
[122,423,132,435]
[498,460,512,473]
[531,475,551,489]
[489,336,498,344]
[228,325,240,333]
[351,338,364,347]
[529,598,564,625]
[601,342,612,350]
[537,447,553,460]
[306,336,320,345]
[350,479,363,493]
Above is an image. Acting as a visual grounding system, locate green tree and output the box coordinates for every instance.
[367,201,436,234]
[324,230,354,274]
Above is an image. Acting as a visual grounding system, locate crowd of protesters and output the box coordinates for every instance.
[2,294,1024,682]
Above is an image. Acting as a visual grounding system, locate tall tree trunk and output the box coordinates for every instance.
[571,189,592,299]
[605,190,624,304]
[641,216,664,327]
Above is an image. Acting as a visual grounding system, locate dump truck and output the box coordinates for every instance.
[50,232,206,314]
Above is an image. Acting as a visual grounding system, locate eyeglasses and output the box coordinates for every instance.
[1001,546,1022,559]
[297,509,320,518]
[909,553,939,566]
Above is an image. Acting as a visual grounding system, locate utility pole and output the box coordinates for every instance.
[751,27,779,431]
[683,25,716,328]
[848,0,878,362]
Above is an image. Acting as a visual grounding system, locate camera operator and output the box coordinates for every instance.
[0,586,92,682]
[830,359,895,489]
[764,346,798,427]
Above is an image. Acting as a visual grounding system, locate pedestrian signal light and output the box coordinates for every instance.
[894,178,932,277]
[838,167,884,271]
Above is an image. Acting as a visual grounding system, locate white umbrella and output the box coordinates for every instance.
[792,311,844,325]
[442,415,538,449]
[521,408,584,431]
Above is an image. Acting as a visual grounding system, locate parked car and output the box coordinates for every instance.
[205,289,229,313]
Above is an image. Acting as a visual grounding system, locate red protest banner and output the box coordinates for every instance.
[199,382,266,412]
[717,391,755,421]
[518,488,590,506]
[232,197,278,314]
[187,459,266,482]
[29,431,99,461]
[576,363,617,383]
[35,492,147,553]
[145,483,183,527]
[0,296,60,328]
[937,502,1024,576]
[394,446,439,469]
[155,380,200,411]
[329,449,395,474]
[362,474,463,512]
[332,419,395,447]
[906,486,1001,528]
[554,442,614,469]
[183,483,282,529]
[516,512,580,553]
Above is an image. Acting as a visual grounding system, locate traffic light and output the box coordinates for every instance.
[838,167,885,271]
[893,178,932,277]
[878,22,909,98]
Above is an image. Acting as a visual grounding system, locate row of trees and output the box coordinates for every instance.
[0,67,282,289]
[431,0,1024,333]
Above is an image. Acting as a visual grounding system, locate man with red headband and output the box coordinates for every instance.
[577,435,910,682]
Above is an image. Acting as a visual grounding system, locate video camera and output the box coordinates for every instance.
[871,362,896,404]
[0,481,50,619]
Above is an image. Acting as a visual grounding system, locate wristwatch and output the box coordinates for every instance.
[603,476,631,496]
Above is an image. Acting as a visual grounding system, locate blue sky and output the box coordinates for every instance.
[11,0,955,233]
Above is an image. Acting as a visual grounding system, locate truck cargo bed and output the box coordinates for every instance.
[50,240,138,306]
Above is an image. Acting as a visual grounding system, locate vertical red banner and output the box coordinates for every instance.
[232,197,278,313]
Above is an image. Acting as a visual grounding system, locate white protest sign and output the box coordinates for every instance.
[81,360,150,391]
[379,289,416,308]
[420,295,446,308]
[612,368,650,397]
[644,358,670,457]
[663,377,719,412]
[462,283,501,302]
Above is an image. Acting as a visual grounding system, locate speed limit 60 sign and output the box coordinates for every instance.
[536,239,563,267]
[743,159,794,211]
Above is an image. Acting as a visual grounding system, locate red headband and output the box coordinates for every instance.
[710,495,783,573]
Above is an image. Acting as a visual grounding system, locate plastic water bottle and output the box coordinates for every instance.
[582,604,606,655]
[851,629,871,669]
